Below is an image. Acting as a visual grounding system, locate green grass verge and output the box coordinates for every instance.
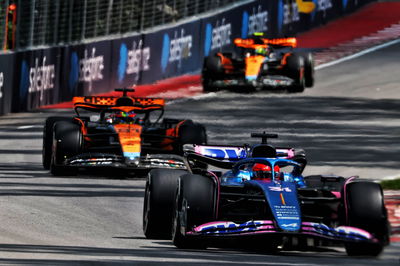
[380,178,400,190]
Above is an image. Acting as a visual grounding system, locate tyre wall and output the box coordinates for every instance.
[0,0,376,114]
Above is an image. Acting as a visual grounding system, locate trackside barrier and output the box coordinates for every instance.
[0,0,376,114]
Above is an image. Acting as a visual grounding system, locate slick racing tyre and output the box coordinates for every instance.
[172,174,217,249]
[302,52,315,88]
[176,120,207,153]
[50,121,82,176]
[344,181,390,256]
[143,169,188,239]
[202,56,223,92]
[286,54,305,93]
[42,117,71,170]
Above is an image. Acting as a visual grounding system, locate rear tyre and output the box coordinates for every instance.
[42,117,71,170]
[172,174,216,249]
[344,181,389,256]
[286,54,305,93]
[302,52,314,88]
[50,121,82,176]
[176,120,207,153]
[143,169,188,239]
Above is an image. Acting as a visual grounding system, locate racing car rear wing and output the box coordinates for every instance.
[73,96,165,107]
[234,37,297,49]
[183,144,307,172]
[73,96,165,113]
[184,144,300,160]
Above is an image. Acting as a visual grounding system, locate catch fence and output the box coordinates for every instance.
[1,0,248,50]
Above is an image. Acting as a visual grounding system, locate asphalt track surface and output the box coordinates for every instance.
[0,41,399,264]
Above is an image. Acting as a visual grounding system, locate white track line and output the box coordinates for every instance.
[316,38,400,70]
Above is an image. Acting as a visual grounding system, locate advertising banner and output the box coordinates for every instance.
[272,0,376,37]
[141,20,202,84]
[61,40,112,100]
[110,34,148,89]
[15,47,61,111]
[200,1,273,60]
[0,53,15,115]
[0,0,379,115]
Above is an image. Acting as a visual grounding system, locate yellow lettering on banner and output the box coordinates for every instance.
[296,0,316,14]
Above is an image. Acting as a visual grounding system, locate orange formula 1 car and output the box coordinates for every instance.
[42,88,207,176]
[202,33,314,93]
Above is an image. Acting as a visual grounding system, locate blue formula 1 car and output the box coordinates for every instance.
[142,133,390,256]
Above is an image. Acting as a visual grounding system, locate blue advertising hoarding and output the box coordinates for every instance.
[110,34,147,89]
[141,20,202,84]
[0,0,379,114]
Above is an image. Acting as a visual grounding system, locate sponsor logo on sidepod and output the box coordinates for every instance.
[161,29,192,72]
[204,18,231,57]
[118,40,150,83]
[241,5,268,38]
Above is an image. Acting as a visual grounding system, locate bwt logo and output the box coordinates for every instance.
[242,6,268,38]
[204,18,231,57]
[118,40,150,83]
[79,48,104,92]
[29,57,55,101]
[161,29,192,72]
[0,72,3,99]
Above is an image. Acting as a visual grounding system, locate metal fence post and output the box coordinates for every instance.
[53,0,60,45]
[2,0,9,50]
[28,0,36,48]
[41,0,50,45]
[105,0,113,35]
[81,0,87,40]
[67,0,74,43]
[94,0,100,37]
[139,1,145,31]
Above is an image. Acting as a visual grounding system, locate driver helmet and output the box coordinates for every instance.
[107,111,137,124]
[255,47,267,56]
[252,163,280,179]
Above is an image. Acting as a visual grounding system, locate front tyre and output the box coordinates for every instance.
[50,121,82,176]
[344,181,390,256]
[143,169,188,239]
[172,174,217,249]
[42,117,71,170]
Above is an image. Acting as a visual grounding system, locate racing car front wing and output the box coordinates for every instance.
[210,75,294,88]
[186,220,377,244]
[66,153,187,170]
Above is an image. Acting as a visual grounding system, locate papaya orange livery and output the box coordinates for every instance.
[42,88,206,176]
[202,33,314,93]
